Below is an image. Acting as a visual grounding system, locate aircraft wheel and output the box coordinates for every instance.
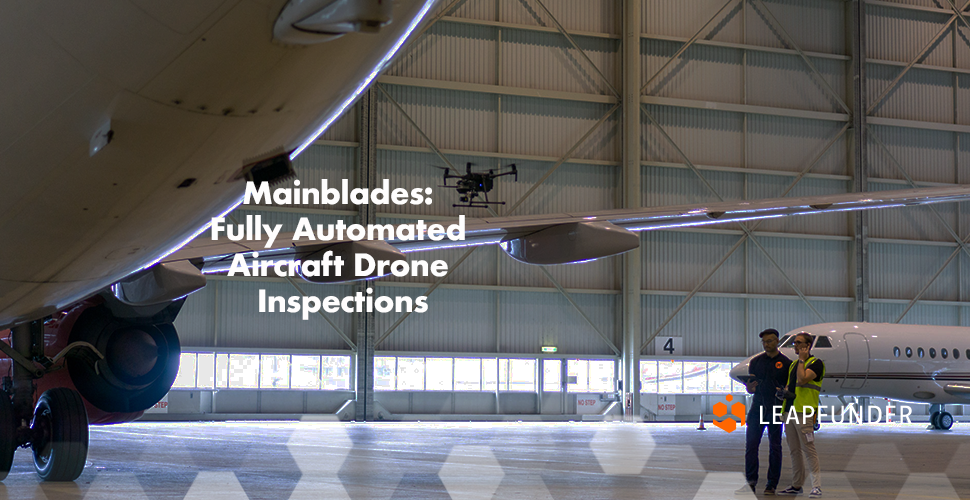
[930,411,941,429]
[30,388,89,481]
[0,394,15,481]
[938,411,954,430]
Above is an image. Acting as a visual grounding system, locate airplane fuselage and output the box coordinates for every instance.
[0,0,437,328]
[732,322,970,405]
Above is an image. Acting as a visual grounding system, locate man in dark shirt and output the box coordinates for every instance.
[738,328,792,496]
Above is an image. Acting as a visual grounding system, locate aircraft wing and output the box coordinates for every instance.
[164,184,970,270]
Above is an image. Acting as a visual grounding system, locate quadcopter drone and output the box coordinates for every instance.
[435,162,517,208]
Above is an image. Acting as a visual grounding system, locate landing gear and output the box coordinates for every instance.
[30,388,89,481]
[1,321,90,482]
[929,405,954,430]
[0,394,15,480]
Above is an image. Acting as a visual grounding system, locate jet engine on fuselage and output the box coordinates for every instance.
[40,298,182,424]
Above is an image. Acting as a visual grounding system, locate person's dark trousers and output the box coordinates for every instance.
[744,404,783,488]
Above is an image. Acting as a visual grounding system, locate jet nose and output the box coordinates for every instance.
[730,358,751,384]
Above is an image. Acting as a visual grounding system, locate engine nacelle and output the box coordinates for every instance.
[499,221,640,265]
[65,303,181,414]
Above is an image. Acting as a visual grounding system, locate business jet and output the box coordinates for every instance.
[4,0,970,484]
[730,323,970,431]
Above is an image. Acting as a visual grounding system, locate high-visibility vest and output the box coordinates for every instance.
[785,356,824,414]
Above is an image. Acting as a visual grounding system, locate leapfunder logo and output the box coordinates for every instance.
[712,395,746,433]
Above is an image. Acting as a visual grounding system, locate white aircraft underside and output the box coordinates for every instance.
[0,0,437,327]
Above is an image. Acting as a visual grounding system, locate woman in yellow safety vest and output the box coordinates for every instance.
[778,333,825,498]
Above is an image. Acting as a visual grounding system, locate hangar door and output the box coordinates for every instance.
[842,333,869,389]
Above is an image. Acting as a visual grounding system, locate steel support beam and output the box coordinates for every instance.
[849,0,869,322]
[622,0,642,420]
[354,88,378,421]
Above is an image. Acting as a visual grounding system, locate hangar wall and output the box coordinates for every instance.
[173,0,970,417]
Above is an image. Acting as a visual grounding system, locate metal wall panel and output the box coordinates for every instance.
[174,282,217,347]
[232,208,355,237]
[498,290,617,355]
[959,75,970,126]
[869,302,964,326]
[744,52,845,113]
[375,287,498,352]
[376,84,499,152]
[641,230,746,293]
[641,105,744,169]
[642,40,743,102]
[642,166,745,205]
[867,126,957,184]
[289,145,358,211]
[501,29,618,95]
[867,4,953,67]
[643,0,742,42]
[500,96,619,161]
[491,158,618,214]
[869,181,959,241]
[870,241,960,301]
[745,115,848,175]
[642,295,746,357]
[867,66,956,122]
[451,0,498,22]
[745,236,849,297]
[497,250,616,289]
[742,0,845,55]
[386,22,498,85]
[498,0,617,34]
[213,280,354,350]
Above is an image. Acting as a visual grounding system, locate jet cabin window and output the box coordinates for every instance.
[955,349,961,360]
[918,348,924,358]
[893,347,900,358]
[930,348,937,359]
[942,348,948,359]
[906,347,912,358]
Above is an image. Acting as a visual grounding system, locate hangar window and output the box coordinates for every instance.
[426,358,453,391]
[455,358,483,391]
[567,359,615,392]
[813,336,833,348]
[260,355,290,389]
[397,357,425,390]
[658,361,683,393]
[893,347,900,357]
[229,354,260,388]
[543,359,561,392]
[942,349,948,359]
[918,348,924,358]
[291,355,321,389]
[929,348,937,359]
[906,347,912,358]
[173,353,198,389]
[683,362,708,394]
[707,362,736,393]
[640,360,658,393]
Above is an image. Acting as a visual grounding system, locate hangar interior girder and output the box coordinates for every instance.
[171,0,970,420]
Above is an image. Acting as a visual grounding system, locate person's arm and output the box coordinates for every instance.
[795,347,816,385]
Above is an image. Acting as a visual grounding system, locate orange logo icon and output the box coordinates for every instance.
[712,395,746,433]
[775,361,784,369]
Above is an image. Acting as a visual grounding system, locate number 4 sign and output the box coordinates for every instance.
[655,337,683,356]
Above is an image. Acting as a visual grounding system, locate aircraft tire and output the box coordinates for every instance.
[30,388,89,481]
[0,393,15,481]
[938,411,954,430]
[930,411,941,429]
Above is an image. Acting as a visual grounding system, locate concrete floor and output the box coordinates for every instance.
[0,421,968,499]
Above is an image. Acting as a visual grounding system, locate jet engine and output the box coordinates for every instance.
[63,302,181,414]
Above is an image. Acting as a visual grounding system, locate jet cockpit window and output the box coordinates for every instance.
[813,336,833,348]
[780,336,797,349]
